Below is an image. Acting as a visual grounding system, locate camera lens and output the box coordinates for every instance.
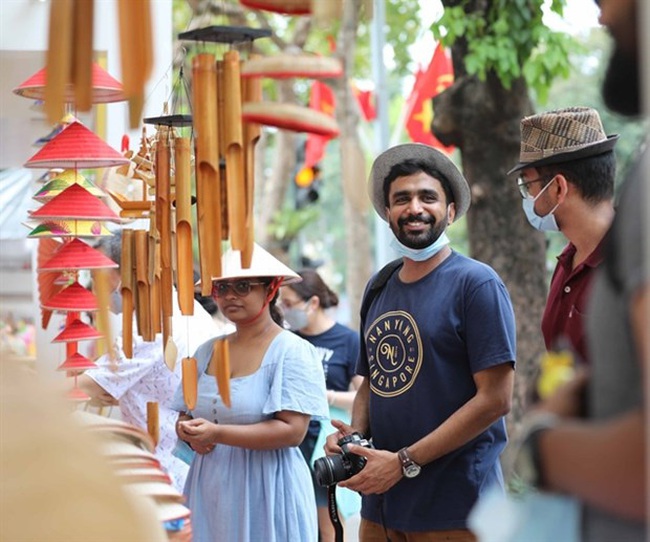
[314,454,351,487]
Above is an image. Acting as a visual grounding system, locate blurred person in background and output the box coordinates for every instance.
[281,268,362,542]
[511,0,647,540]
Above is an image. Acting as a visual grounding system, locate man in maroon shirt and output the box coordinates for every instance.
[508,107,617,363]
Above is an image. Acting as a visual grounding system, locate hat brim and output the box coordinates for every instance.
[507,134,619,175]
[368,143,471,221]
[195,243,301,287]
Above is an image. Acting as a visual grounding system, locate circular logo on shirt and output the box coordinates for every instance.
[365,310,422,397]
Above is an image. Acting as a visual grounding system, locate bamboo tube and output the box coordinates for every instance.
[117,0,153,128]
[241,62,262,268]
[181,357,198,410]
[44,0,74,124]
[212,338,231,408]
[121,229,135,358]
[223,50,246,255]
[148,223,162,339]
[134,229,151,341]
[174,135,194,316]
[216,60,229,242]
[71,0,94,111]
[195,142,212,297]
[192,53,220,292]
[156,131,173,327]
[93,268,116,367]
[146,401,159,446]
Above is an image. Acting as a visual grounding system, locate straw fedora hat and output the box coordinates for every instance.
[208,243,301,285]
[508,106,619,174]
[368,143,471,222]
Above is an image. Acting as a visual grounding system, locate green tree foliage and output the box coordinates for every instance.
[433,0,574,103]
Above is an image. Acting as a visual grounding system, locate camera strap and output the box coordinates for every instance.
[327,485,344,542]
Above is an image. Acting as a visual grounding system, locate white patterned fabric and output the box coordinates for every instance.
[86,296,230,492]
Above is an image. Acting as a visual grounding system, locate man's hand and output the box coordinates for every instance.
[536,367,589,418]
[324,419,355,455]
[337,445,403,495]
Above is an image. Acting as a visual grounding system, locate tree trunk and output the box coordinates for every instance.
[332,0,373,329]
[255,79,299,252]
[435,1,548,432]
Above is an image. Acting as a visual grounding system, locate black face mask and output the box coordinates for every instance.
[602,45,640,117]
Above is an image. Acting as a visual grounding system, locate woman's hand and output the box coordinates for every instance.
[178,418,219,455]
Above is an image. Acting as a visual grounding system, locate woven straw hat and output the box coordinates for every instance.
[508,106,618,174]
[368,143,471,222]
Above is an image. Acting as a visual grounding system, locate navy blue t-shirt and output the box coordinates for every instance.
[357,251,516,531]
[297,322,360,445]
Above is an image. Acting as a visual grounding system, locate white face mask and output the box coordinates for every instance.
[522,178,560,232]
[283,307,309,331]
[389,231,450,262]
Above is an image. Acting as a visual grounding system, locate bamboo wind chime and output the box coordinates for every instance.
[174,26,271,410]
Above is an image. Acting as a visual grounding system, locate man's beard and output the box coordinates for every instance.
[390,212,448,249]
[602,46,640,117]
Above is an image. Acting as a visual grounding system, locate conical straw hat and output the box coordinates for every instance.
[13,62,125,103]
[24,121,129,169]
[39,238,118,271]
[211,243,300,285]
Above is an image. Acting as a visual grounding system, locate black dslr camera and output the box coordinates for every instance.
[314,432,373,487]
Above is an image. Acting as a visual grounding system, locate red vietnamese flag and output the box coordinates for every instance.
[404,43,454,153]
[303,80,336,168]
[352,83,376,122]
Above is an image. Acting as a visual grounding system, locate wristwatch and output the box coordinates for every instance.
[398,447,421,479]
[511,412,558,489]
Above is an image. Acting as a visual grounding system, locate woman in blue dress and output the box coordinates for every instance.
[172,244,329,542]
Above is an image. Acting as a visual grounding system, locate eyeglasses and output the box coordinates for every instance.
[212,279,266,298]
[517,175,553,200]
[279,297,307,310]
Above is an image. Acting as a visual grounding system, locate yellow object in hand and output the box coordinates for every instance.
[537,350,575,399]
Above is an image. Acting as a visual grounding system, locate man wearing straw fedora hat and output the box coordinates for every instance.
[325,143,516,541]
[509,106,618,364]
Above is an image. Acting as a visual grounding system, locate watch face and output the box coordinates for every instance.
[403,463,421,478]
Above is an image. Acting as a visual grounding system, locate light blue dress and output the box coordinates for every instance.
[171,330,329,542]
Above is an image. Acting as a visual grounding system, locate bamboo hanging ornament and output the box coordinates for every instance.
[148,218,162,338]
[146,401,160,446]
[174,135,195,316]
[211,338,231,408]
[71,0,94,111]
[241,61,263,268]
[181,357,198,410]
[223,50,247,257]
[192,53,221,294]
[117,0,153,128]
[121,228,135,358]
[44,0,74,124]
[134,229,151,341]
[155,128,173,347]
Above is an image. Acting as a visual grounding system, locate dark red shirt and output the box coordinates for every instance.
[541,240,605,364]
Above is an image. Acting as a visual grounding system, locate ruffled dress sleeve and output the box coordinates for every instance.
[263,330,329,420]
